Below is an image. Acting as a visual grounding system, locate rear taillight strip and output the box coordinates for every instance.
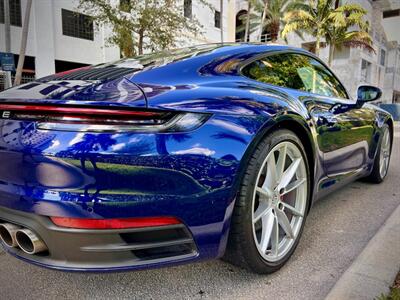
[0,104,161,117]
[0,103,210,133]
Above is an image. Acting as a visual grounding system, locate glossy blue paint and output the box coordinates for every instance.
[0,43,393,271]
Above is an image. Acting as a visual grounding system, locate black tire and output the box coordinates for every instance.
[224,129,311,274]
[365,124,392,183]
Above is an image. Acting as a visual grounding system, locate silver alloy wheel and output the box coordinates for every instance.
[252,141,308,262]
[379,127,391,178]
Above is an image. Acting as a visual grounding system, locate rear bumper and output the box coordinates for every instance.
[0,113,258,270]
[0,206,200,272]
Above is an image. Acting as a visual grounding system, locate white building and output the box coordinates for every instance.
[0,0,398,103]
[0,0,120,78]
[231,0,400,103]
[0,0,235,81]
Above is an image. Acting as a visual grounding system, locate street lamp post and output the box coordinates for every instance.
[3,0,13,89]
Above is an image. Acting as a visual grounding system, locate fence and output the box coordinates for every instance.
[0,72,36,91]
[235,33,274,43]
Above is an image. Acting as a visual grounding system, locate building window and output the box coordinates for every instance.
[214,10,221,28]
[383,9,400,18]
[361,59,371,82]
[380,49,386,66]
[184,0,192,19]
[0,1,4,24]
[0,0,22,27]
[62,9,94,41]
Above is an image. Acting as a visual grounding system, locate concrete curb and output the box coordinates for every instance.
[325,204,400,300]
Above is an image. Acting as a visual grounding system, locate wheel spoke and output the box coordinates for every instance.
[276,144,287,181]
[380,129,391,178]
[253,203,271,223]
[275,209,294,238]
[385,131,390,147]
[278,158,301,190]
[264,154,278,190]
[270,212,279,256]
[256,187,273,200]
[281,178,306,195]
[282,202,304,217]
[260,209,275,252]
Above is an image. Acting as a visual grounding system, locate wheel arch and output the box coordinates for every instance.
[222,114,316,263]
[233,114,316,213]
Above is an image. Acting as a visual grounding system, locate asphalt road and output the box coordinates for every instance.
[1,125,399,300]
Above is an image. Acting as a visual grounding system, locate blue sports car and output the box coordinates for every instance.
[0,44,393,273]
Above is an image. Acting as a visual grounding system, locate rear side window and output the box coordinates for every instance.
[242,53,348,99]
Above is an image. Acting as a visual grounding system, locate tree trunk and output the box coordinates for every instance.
[328,44,335,66]
[220,0,223,42]
[270,20,279,42]
[244,1,251,42]
[315,34,320,56]
[258,0,268,42]
[14,0,32,86]
[138,29,144,55]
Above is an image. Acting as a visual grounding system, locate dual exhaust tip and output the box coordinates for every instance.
[0,223,48,255]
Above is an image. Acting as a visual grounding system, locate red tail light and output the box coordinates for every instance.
[0,103,168,124]
[0,103,210,132]
[0,103,161,117]
[50,216,181,229]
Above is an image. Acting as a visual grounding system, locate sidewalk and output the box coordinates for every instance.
[325,203,400,300]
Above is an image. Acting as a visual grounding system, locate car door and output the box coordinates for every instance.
[241,51,376,178]
[287,53,376,177]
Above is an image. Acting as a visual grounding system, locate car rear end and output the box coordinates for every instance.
[0,101,209,271]
[0,71,247,271]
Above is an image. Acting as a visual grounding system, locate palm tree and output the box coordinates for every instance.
[325,5,374,65]
[327,27,373,66]
[282,0,373,60]
[258,0,268,41]
[238,0,303,43]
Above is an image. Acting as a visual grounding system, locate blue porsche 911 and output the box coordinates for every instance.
[0,44,393,273]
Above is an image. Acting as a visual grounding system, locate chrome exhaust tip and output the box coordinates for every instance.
[0,223,21,247]
[15,228,48,255]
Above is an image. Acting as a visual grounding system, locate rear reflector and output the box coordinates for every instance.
[50,216,181,229]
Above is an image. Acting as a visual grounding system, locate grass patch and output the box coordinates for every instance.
[376,272,400,300]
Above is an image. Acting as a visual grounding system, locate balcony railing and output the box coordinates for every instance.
[235,33,274,43]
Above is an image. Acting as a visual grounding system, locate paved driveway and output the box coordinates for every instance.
[1,125,399,300]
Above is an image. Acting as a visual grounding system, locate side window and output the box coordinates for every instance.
[242,53,307,91]
[242,53,348,99]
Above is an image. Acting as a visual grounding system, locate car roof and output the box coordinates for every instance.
[37,43,310,84]
[98,43,305,71]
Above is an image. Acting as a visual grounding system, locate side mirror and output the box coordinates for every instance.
[357,85,382,103]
